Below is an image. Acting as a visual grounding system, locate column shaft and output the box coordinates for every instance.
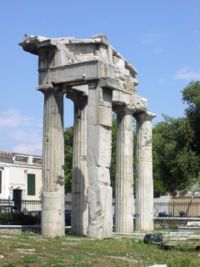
[87,82,113,238]
[71,96,88,235]
[135,112,155,231]
[115,109,134,233]
[41,89,65,237]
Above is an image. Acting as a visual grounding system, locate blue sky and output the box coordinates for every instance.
[0,0,200,155]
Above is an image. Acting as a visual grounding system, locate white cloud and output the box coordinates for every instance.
[11,128,42,155]
[174,68,200,81]
[13,143,42,155]
[0,109,42,155]
[0,109,33,127]
[10,129,41,143]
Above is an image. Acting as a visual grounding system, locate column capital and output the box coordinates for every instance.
[114,105,133,117]
[37,83,64,94]
[135,111,156,123]
[37,83,54,92]
[66,90,87,108]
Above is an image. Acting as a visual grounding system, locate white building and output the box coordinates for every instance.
[0,151,42,210]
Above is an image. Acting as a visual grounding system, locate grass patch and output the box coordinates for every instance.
[21,255,38,264]
[0,233,200,266]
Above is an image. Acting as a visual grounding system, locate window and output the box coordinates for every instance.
[15,156,28,163]
[0,171,2,193]
[33,157,42,165]
[27,174,35,195]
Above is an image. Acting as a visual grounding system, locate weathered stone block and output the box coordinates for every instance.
[87,166,110,186]
[97,126,112,167]
[87,185,112,238]
[97,106,112,127]
[42,192,65,237]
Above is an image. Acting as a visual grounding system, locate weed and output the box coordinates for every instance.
[3,263,16,267]
[21,254,38,264]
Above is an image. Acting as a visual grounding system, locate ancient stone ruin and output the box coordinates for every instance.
[20,34,155,238]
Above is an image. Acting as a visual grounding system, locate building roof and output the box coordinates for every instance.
[0,151,14,159]
[0,151,42,165]
[0,150,41,158]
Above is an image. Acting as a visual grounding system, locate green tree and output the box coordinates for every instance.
[182,81,200,154]
[153,115,199,196]
[64,126,73,193]
[110,115,117,192]
[153,82,200,196]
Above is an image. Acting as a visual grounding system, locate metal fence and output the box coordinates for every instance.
[0,199,200,218]
[0,199,42,214]
[0,199,71,214]
[154,202,200,217]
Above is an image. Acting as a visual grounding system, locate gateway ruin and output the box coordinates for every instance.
[20,34,155,238]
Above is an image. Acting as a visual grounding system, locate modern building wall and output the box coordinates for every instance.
[0,151,42,201]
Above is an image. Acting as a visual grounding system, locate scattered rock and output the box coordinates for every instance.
[15,248,35,254]
[1,235,17,239]
[187,221,200,227]
[104,255,139,263]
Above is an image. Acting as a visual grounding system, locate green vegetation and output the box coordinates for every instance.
[64,126,73,193]
[153,115,199,196]
[110,116,117,192]
[183,81,200,155]
[153,81,200,196]
[0,233,200,266]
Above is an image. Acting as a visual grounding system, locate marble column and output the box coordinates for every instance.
[87,81,113,239]
[71,94,88,235]
[41,87,65,237]
[115,107,134,233]
[135,112,155,231]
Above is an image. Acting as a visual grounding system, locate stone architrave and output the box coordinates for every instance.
[87,81,113,239]
[40,87,65,237]
[135,112,156,231]
[71,93,88,235]
[115,107,134,233]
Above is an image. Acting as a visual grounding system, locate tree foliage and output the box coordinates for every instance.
[153,115,199,196]
[182,81,200,154]
[153,82,200,196]
[64,126,73,193]
[110,116,117,192]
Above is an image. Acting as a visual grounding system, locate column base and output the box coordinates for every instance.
[42,192,65,237]
[135,217,154,232]
[87,185,112,239]
[71,191,88,236]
